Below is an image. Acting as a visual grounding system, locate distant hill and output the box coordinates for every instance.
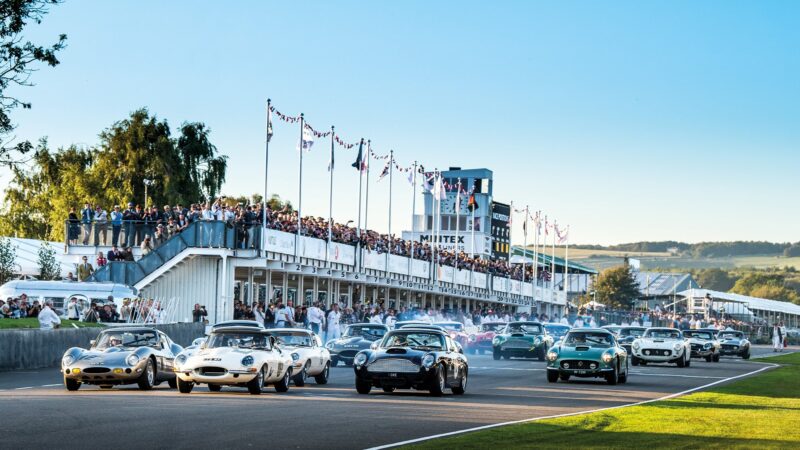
[572,241,797,258]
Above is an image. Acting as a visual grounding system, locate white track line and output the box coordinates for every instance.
[14,387,32,390]
[365,362,778,450]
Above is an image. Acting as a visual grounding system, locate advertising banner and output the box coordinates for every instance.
[472,272,487,289]
[438,265,454,282]
[328,242,356,265]
[455,269,470,286]
[300,236,326,260]
[493,276,508,292]
[362,250,386,271]
[264,229,295,255]
[522,282,533,297]
[510,279,521,295]
[388,254,410,275]
[412,259,429,278]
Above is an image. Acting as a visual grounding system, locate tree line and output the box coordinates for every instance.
[574,240,799,258]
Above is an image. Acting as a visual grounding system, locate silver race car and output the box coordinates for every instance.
[61,327,183,391]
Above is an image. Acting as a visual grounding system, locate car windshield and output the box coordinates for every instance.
[344,325,386,339]
[482,323,505,332]
[619,328,646,338]
[206,332,269,349]
[506,323,542,334]
[435,323,463,332]
[380,332,445,350]
[719,332,743,339]
[545,325,570,336]
[564,331,613,348]
[269,331,313,347]
[94,330,159,350]
[645,329,681,339]
[685,331,714,340]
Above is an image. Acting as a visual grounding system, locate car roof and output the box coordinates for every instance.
[348,323,388,329]
[212,320,264,328]
[210,326,271,334]
[483,321,508,325]
[267,328,314,334]
[507,321,544,325]
[566,328,613,334]
[399,324,445,330]
[620,326,647,330]
[99,327,159,334]
[388,328,447,335]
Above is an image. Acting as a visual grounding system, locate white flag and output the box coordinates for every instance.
[267,108,273,143]
[297,126,314,152]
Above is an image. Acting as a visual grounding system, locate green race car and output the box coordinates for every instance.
[546,328,629,385]
[492,321,553,361]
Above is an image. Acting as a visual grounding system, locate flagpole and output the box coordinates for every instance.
[263,99,271,254]
[409,161,417,275]
[364,140,371,232]
[387,150,394,273]
[551,220,556,296]
[453,178,461,285]
[296,113,304,258]
[522,205,528,301]
[355,139,364,270]
[533,211,539,298]
[326,125,335,263]
[564,225,570,295]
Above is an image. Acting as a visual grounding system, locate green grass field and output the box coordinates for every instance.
[0,318,104,329]
[405,353,800,450]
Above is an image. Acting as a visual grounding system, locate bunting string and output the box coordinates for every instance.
[269,105,301,123]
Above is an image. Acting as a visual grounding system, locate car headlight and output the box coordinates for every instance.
[291,353,300,362]
[492,337,502,346]
[632,341,640,350]
[354,352,368,366]
[546,351,558,362]
[703,343,712,349]
[325,341,335,349]
[602,353,613,363]
[175,354,187,366]
[62,355,75,366]
[674,343,682,351]
[241,356,254,366]
[422,354,436,368]
[125,354,140,366]
[533,337,541,346]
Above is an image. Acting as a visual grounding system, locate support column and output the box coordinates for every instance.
[247,267,254,306]
[281,272,288,304]
[265,270,272,304]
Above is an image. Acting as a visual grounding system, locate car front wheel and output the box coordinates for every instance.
[64,377,81,391]
[137,358,155,390]
[451,370,467,395]
[314,362,330,385]
[247,366,265,395]
[429,364,446,397]
[177,377,193,394]
[547,370,559,383]
[355,378,372,395]
[274,368,291,393]
[293,361,309,387]
[492,349,501,360]
[606,362,619,385]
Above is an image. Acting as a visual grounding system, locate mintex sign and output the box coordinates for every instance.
[401,231,489,255]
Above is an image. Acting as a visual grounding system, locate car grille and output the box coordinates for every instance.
[367,358,419,373]
[197,366,227,376]
[560,360,600,370]
[83,367,110,374]
[690,344,704,352]
[642,349,672,357]
[338,350,359,358]
[503,338,531,349]
[722,344,739,351]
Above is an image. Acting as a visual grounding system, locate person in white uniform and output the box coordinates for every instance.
[307,303,325,335]
[38,300,62,330]
[771,323,783,352]
[326,304,342,343]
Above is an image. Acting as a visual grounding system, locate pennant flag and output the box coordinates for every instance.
[455,190,461,212]
[523,219,527,236]
[297,126,314,152]
[407,170,414,185]
[438,176,447,200]
[377,161,390,181]
[327,147,334,172]
[467,194,478,212]
[423,173,434,192]
[544,216,549,235]
[351,140,363,171]
[267,108,273,143]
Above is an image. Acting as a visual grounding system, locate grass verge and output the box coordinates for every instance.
[0,318,104,329]
[404,353,800,449]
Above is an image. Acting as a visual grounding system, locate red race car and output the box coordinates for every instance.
[465,322,507,355]
[434,321,471,349]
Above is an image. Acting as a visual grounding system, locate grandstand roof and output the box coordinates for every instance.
[679,288,800,316]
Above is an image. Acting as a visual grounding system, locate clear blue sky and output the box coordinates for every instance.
[5,0,799,245]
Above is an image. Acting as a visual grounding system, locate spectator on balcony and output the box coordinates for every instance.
[143,206,159,240]
[153,224,168,246]
[123,246,135,261]
[176,214,189,232]
[77,255,94,281]
[110,205,123,246]
[107,245,123,262]
[162,205,175,222]
[94,205,108,246]
[201,203,213,220]
[123,202,138,247]
[166,218,178,238]
[96,251,107,267]
[80,203,94,245]
[67,207,80,245]
[134,204,146,245]
[140,235,154,256]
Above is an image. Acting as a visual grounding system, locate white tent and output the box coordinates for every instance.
[2,237,74,278]
[509,255,534,264]
[584,300,606,308]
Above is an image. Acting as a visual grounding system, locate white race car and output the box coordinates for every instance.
[267,328,331,386]
[174,326,293,395]
[630,327,691,367]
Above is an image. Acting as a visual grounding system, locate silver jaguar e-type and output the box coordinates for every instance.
[61,327,184,391]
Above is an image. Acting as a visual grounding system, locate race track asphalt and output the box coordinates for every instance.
[0,346,780,449]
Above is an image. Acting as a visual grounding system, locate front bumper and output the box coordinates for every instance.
[174,367,258,384]
[330,348,362,363]
[354,366,437,389]
[547,361,612,378]
[494,342,546,357]
[720,345,746,356]
[633,348,684,363]
[62,365,144,384]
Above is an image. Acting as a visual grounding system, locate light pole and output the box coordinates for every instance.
[143,179,154,207]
